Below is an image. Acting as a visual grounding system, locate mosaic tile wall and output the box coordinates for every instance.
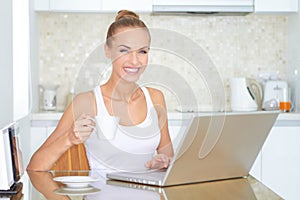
[38,13,287,111]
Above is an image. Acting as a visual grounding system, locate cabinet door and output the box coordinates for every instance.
[249,151,262,181]
[261,126,300,200]
[46,126,56,137]
[30,127,47,157]
[255,0,298,13]
[34,0,49,11]
[50,0,102,12]
[102,0,152,12]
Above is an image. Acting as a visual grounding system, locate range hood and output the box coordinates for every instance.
[152,0,254,16]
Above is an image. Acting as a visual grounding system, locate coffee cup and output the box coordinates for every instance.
[94,115,120,140]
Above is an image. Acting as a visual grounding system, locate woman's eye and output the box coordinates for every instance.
[119,49,128,53]
[139,50,148,54]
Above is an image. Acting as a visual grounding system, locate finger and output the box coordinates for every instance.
[75,131,91,143]
[78,119,95,129]
[77,114,87,120]
[76,117,95,127]
[81,115,95,126]
[86,124,95,130]
[84,115,95,122]
[73,128,80,139]
[151,161,163,169]
[76,125,94,133]
[154,156,170,169]
[145,161,151,168]
[154,155,166,163]
[157,154,169,163]
[74,122,95,134]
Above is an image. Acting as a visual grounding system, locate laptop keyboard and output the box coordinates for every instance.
[108,170,166,185]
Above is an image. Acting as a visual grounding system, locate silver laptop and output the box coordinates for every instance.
[107,177,257,200]
[107,112,279,186]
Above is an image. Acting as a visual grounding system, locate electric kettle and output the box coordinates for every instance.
[230,77,263,111]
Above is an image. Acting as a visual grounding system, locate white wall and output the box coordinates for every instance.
[13,0,30,120]
[29,0,40,113]
[0,0,34,165]
[0,0,13,128]
[287,4,300,112]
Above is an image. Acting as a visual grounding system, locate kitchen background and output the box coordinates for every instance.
[1,1,300,199]
[37,13,288,112]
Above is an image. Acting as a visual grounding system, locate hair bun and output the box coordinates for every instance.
[115,10,140,21]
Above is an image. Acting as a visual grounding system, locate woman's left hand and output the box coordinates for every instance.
[145,154,172,170]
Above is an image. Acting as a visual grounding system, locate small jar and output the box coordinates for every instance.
[279,88,291,112]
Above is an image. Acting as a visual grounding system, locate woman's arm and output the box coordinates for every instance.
[145,88,174,169]
[28,171,70,200]
[27,92,96,171]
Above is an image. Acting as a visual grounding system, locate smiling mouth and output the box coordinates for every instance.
[123,67,139,73]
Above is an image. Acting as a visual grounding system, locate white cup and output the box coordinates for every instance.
[94,115,120,140]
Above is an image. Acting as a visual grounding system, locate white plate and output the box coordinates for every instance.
[53,176,100,188]
[54,187,101,196]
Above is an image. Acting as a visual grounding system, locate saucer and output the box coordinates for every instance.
[54,186,101,196]
[53,176,100,188]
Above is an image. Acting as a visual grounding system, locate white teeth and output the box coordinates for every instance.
[124,67,139,73]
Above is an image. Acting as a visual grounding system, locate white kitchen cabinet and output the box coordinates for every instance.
[34,0,152,12]
[261,126,300,200]
[29,127,47,157]
[102,0,152,12]
[34,0,102,12]
[249,151,262,181]
[29,125,56,157]
[255,0,298,13]
[34,0,49,11]
[50,0,102,12]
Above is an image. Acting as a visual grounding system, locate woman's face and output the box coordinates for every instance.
[105,27,150,83]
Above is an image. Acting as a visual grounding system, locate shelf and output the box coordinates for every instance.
[30,111,300,121]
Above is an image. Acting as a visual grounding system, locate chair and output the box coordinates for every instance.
[51,143,90,171]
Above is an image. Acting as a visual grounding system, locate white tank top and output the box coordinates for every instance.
[85,86,161,177]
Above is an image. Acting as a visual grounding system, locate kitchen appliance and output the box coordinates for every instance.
[0,122,23,192]
[262,80,289,111]
[230,77,263,111]
[152,0,254,15]
[40,85,59,111]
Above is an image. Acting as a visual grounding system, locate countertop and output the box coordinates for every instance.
[14,171,282,200]
[30,111,300,120]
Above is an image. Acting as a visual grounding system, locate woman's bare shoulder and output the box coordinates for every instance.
[71,90,96,116]
[73,90,94,101]
[145,87,165,104]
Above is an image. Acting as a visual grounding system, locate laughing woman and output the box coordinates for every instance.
[27,10,174,176]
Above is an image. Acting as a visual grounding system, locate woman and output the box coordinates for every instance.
[27,10,174,174]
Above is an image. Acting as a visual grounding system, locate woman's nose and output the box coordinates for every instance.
[129,51,139,65]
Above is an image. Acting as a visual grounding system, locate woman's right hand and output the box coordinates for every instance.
[70,114,95,145]
[145,154,172,170]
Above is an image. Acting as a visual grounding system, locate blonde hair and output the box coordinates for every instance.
[106,10,150,46]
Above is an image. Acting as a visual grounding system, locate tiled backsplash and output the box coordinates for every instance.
[38,13,286,111]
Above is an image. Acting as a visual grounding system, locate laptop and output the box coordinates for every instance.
[107,112,279,186]
[107,177,257,200]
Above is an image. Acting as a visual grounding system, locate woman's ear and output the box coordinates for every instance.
[104,44,111,59]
